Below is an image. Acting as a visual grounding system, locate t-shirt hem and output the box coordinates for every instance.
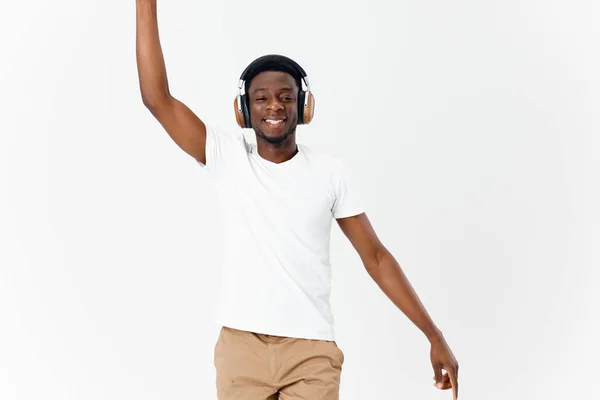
[216,318,336,342]
[333,208,365,219]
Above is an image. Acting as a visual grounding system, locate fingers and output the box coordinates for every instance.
[432,371,458,399]
[432,373,451,389]
[432,365,443,389]
[432,371,459,399]
[448,367,459,400]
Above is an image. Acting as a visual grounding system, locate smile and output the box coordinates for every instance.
[264,118,286,126]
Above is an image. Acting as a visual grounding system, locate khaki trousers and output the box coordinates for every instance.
[214,326,345,399]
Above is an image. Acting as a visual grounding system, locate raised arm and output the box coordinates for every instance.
[136,0,207,163]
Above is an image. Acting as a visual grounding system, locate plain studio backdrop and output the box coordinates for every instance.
[1,0,598,399]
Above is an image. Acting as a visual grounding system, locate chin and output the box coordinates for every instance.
[261,133,288,145]
[256,127,295,145]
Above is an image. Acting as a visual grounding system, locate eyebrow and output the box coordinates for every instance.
[252,87,295,94]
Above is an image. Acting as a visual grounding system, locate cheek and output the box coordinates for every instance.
[290,107,299,122]
[249,103,261,120]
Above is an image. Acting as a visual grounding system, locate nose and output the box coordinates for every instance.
[266,98,284,111]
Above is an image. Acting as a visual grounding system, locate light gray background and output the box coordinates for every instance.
[1,0,598,399]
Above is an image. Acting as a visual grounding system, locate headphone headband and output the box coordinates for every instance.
[238,54,310,93]
[240,54,307,81]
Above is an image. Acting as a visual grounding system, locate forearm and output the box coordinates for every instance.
[365,249,443,342]
[136,0,170,106]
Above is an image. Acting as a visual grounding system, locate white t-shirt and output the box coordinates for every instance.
[198,125,364,341]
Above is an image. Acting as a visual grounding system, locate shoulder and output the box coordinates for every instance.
[206,124,245,143]
[298,144,345,173]
[206,124,252,153]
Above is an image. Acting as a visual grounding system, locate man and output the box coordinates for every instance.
[135,1,459,399]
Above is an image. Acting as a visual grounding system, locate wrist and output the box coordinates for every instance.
[424,327,444,343]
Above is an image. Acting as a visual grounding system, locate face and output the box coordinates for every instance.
[247,71,299,145]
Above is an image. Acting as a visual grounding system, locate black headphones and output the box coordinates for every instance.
[234,54,315,129]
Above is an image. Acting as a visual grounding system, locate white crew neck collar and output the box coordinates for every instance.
[252,144,302,167]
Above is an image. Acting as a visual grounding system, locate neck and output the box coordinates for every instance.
[255,134,298,164]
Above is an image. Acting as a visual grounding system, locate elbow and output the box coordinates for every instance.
[363,245,389,272]
[141,94,154,110]
[140,90,170,111]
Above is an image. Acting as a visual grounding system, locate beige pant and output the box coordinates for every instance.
[214,326,345,399]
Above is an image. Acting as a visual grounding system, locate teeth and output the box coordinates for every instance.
[265,119,283,125]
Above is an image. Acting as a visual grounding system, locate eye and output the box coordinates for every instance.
[281,96,294,102]
[255,97,266,102]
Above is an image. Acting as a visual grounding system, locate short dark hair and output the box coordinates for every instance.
[244,56,303,95]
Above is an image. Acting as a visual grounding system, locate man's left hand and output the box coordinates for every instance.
[430,335,459,399]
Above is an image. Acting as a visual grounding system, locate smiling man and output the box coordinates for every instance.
[247,70,299,145]
[135,1,459,399]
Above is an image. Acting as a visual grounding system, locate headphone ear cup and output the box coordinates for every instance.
[301,91,315,125]
[241,94,252,128]
[234,96,246,128]
[297,90,305,124]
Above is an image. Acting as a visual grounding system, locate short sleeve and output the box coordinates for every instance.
[196,125,245,172]
[332,161,365,219]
